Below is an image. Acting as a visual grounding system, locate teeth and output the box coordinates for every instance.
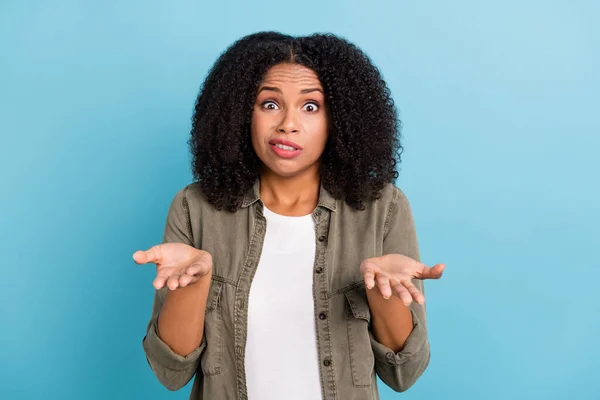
[275,143,297,151]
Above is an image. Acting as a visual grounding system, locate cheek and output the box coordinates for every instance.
[311,117,329,150]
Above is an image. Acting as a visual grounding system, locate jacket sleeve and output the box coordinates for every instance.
[370,186,431,392]
[141,187,206,391]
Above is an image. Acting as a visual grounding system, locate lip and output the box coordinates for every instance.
[269,139,303,159]
[268,138,303,150]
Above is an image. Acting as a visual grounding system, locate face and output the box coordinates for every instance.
[251,63,328,179]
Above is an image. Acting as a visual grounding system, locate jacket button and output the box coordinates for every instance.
[318,235,327,242]
[323,358,331,367]
[315,267,323,274]
[318,312,327,320]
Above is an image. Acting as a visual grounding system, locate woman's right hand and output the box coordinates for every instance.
[133,243,213,290]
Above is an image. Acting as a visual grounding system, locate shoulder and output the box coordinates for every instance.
[333,183,411,228]
[373,182,411,215]
[169,182,207,204]
[180,181,207,203]
[368,183,414,236]
[333,183,410,216]
[379,182,408,204]
[168,182,212,215]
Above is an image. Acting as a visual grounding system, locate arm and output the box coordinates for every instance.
[366,187,430,392]
[367,284,415,352]
[157,273,212,357]
[141,188,211,391]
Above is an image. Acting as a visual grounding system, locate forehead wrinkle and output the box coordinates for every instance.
[262,69,319,79]
[263,74,319,81]
[261,75,322,87]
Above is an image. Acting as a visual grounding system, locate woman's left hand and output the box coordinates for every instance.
[360,254,445,306]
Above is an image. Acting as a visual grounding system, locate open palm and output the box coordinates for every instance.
[133,243,213,290]
[361,253,445,306]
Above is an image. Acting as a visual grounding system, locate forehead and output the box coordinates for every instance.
[260,63,322,87]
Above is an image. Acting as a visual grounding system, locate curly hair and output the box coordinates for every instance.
[189,31,403,212]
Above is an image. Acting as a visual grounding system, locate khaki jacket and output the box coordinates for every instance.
[142,179,430,399]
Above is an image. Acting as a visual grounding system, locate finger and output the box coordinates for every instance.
[133,250,148,264]
[178,274,195,287]
[360,259,379,290]
[417,263,446,280]
[153,272,169,290]
[166,275,180,291]
[363,265,376,290]
[402,280,425,305]
[393,283,413,306]
[133,245,162,265]
[186,263,210,277]
[376,274,392,299]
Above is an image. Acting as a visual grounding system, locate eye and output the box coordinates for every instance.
[262,101,279,110]
[303,102,320,113]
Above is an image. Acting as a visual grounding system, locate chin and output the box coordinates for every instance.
[267,166,303,178]
[261,160,308,178]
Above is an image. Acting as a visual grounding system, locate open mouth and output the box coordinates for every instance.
[273,143,298,151]
[270,142,303,158]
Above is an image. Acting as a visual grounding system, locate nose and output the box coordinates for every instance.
[277,108,300,134]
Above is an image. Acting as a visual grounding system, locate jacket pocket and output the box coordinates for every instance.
[200,279,224,376]
[344,286,375,387]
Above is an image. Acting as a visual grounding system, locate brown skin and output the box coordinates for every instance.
[133,243,213,356]
[251,63,328,216]
[362,254,445,352]
[133,62,443,356]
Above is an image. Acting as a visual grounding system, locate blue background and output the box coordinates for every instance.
[1,0,599,399]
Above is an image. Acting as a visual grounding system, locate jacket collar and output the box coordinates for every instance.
[241,178,337,212]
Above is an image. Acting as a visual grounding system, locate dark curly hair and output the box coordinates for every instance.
[189,31,403,212]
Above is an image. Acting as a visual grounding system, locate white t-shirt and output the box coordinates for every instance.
[244,205,322,400]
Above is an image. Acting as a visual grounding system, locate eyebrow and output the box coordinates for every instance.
[258,86,323,95]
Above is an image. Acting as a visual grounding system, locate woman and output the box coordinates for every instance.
[133,31,445,400]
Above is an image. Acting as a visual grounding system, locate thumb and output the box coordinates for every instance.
[418,263,446,279]
[133,245,163,265]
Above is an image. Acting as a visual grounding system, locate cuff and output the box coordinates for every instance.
[370,308,428,366]
[143,320,206,371]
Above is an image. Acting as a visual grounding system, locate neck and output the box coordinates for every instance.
[259,167,320,216]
